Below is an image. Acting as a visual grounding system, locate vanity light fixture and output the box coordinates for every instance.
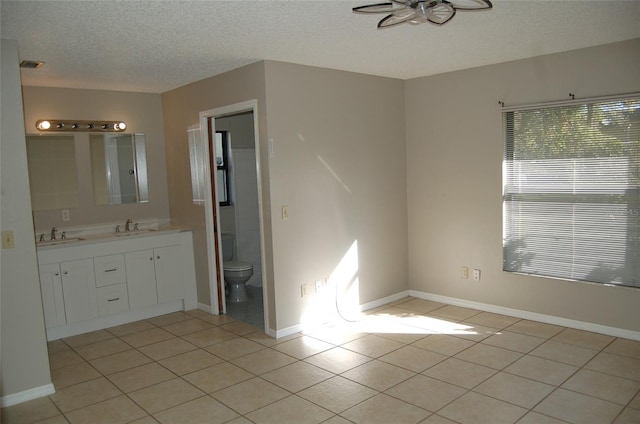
[35,119,127,133]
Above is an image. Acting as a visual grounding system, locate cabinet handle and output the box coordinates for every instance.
[157,256,160,259]
[149,257,153,261]
[54,273,60,276]
[105,268,118,272]
[107,297,120,302]
[63,271,68,275]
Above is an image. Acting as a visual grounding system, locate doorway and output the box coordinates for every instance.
[199,100,269,332]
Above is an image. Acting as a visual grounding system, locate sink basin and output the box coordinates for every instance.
[37,237,84,246]
[114,229,156,236]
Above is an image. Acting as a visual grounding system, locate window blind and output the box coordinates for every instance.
[503,95,640,288]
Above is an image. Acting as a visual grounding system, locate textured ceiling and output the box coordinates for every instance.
[2,0,640,93]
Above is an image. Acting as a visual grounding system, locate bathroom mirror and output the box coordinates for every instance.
[26,135,80,211]
[90,133,149,205]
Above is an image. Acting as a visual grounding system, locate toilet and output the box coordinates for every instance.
[221,233,253,303]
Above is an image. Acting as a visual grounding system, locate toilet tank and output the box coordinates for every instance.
[221,233,234,261]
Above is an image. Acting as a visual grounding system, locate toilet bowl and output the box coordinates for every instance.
[221,233,254,303]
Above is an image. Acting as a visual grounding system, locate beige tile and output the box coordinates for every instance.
[605,338,640,359]
[379,345,447,372]
[394,298,445,314]
[534,388,623,424]
[585,352,640,381]
[386,374,466,412]
[197,313,237,326]
[341,334,405,358]
[0,396,60,423]
[153,396,238,424]
[129,417,160,424]
[374,330,427,344]
[429,305,480,321]
[630,390,640,409]
[63,330,114,348]
[106,320,156,337]
[341,393,430,424]
[181,327,238,347]
[50,377,122,412]
[128,378,204,414]
[530,340,599,366]
[120,328,175,348]
[615,407,640,424]
[562,369,640,405]
[341,359,415,391]
[422,358,496,389]
[474,371,555,409]
[449,324,499,342]
[298,376,377,413]
[505,355,578,386]
[225,417,254,424]
[107,363,175,393]
[162,318,214,336]
[482,330,545,354]
[212,377,289,414]
[33,415,70,424]
[505,320,564,339]
[64,395,146,424]
[304,346,372,374]
[219,320,261,336]
[245,395,334,424]
[158,349,224,375]
[412,334,475,356]
[419,415,459,424]
[262,361,334,392]
[516,411,568,424]
[185,308,214,318]
[271,336,334,359]
[551,328,615,350]
[463,312,520,329]
[184,362,253,393]
[454,343,522,370]
[47,339,71,354]
[89,349,152,375]
[439,392,527,424]
[48,349,85,370]
[146,311,191,327]
[204,337,265,360]
[306,325,365,345]
[73,338,131,361]
[230,348,297,375]
[51,361,101,389]
[137,338,197,360]
[322,416,354,424]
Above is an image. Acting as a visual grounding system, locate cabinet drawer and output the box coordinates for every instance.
[94,254,126,287]
[97,283,129,316]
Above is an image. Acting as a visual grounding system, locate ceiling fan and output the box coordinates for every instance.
[353,0,493,28]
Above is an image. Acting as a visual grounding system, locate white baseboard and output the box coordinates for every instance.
[275,324,303,339]
[197,302,215,314]
[409,290,640,341]
[1,383,55,407]
[360,290,410,312]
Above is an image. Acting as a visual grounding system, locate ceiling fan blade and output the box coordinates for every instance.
[447,0,492,10]
[378,9,417,27]
[427,2,456,25]
[353,3,402,14]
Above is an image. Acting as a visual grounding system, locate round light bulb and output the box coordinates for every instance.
[37,120,51,130]
[115,122,127,131]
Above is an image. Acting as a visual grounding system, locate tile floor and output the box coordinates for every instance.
[2,296,640,424]
[225,285,264,330]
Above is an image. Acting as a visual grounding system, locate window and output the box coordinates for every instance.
[215,131,231,206]
[503,95,640,288]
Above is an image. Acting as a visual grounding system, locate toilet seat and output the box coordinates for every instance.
[223,260,253,272]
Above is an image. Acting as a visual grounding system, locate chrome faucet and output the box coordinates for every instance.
[50,227,58,240]
[125,218,133,232]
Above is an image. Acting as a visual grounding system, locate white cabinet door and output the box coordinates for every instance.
[125,249,158,309]
[154,245,183,303]
[61,258,98,324]
[39,263,66,328]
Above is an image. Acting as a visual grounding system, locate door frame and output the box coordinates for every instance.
[199,100,269,331]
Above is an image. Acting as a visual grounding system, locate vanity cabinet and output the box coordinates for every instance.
[37,230,197,340]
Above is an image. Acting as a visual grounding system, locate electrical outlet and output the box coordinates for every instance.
[462,266,469,279]
[62,209,70,222]
[315,280,322,293]
[282,206,289,220]
[2,231,15,249]
[473,269,481,281]
[300,283,307,297]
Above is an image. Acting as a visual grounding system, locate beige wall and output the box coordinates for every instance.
[264,61,407,329]
[22,87,170,231]
[1,39,52,400]
[406,38,640,332]
[161,62,271,323]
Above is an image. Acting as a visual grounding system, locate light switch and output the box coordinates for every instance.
[282,206,289,220]
[62,209,70,222]
[2,231,15,249]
